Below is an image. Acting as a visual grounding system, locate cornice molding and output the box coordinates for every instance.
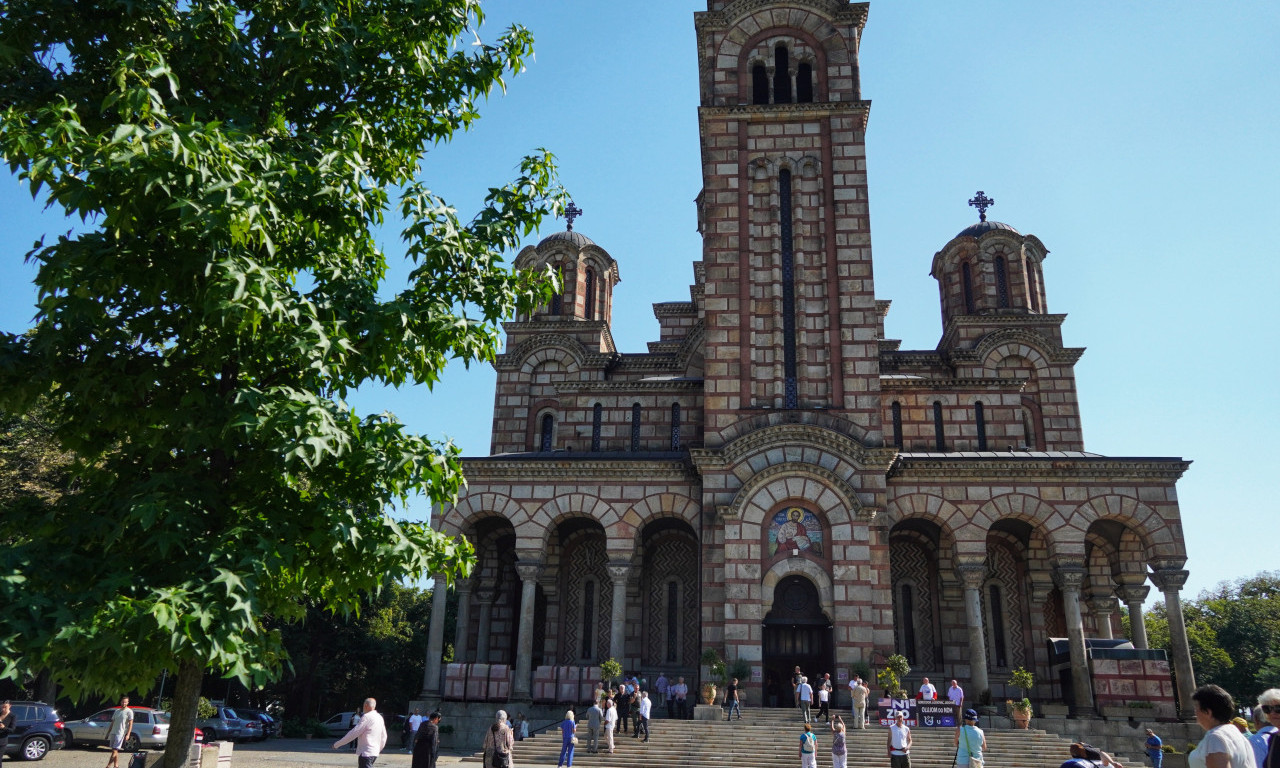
[461,457,699,482]
[879,377,1028,391]
[654,301,698,318]
[692,422,897,473]
[556,379,705,393]
[888,456,1191,482]
[696,0,868,30]
[699,101,872,131]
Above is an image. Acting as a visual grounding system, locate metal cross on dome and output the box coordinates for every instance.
[564,201,583,231]
[968,190,995,222]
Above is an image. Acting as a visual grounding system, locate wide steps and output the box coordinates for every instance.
[461,708,1139,768]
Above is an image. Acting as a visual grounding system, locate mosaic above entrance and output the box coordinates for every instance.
[768,506,824,558]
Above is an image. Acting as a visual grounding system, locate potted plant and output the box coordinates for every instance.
[600,657,623,696]
[700,648,726,704]
[877,654,911,698]
[1007,666,1035,728]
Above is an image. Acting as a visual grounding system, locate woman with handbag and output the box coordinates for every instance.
[955,709,987,768]
[557,709,577,768]
[483,710,514,768]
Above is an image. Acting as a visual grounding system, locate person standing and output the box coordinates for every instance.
[106,696,134,768]
[654,673,669,717]
[955,709,986,768]
[482,710,514,768]
[603,700,618,755]
[629,687,642,734]
[1257,689,1280,768]
[1145,728,1164,768]
[793,667,804,708]
[918,678,937,700]
[725,677,742,721]
[556,709,576,768]
[406,709,423,752]
[411,711,441,768]
[635,691,651,743]
[517,713,529,741]
[1189,685,1254,768]
[797,676,814,724]
[1,701,17,766]
[586,700,603,754]
[799,723,818,768]
[817,675,832,723]
[888,710,912,768]
[616,686,631,735]
[948,680,965,709]
[830,715,848,768]
[674,677,689,719]
[849,676,870,729]
[333,698,388,768]
[1250,695,1279,768]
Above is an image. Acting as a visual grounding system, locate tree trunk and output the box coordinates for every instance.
[163,659,203,768]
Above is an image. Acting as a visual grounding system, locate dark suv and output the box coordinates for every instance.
[3,701,66,761]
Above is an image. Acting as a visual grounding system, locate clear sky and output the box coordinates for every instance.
[2,1,1277,603]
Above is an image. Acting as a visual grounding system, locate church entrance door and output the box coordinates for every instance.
[762,574,833,708]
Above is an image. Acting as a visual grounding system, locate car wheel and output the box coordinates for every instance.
[203,729,217,742]
[62,730,74,748]
[125,734,141,752]
[22,735,50,761]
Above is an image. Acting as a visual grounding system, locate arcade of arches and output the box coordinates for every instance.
[420,0,1197,720]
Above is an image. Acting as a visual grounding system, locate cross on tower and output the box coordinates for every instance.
[968,190,995,222]
[564,201,583,231]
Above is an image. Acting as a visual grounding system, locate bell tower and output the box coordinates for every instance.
[694,0,882,447]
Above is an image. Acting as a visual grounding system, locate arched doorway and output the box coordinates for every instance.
[762,575,833,708]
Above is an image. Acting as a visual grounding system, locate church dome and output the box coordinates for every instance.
[956,220,1021,239]
[539,229,595,248]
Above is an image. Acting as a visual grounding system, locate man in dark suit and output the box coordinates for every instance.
[411,711,441,768]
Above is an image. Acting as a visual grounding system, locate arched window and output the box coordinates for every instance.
[995,255,1010,309]
[550,291,562,316]
[752,64,769,104]
[584,269,596,320]
[891,401,903,449]
[670,402,681,450]
[901,584,918,664]
[975,401,988,451]
[580,579,596,660]
[591,402,603,452]
[988,583,1008,668]
[773,45,792,104]
[539,413,554,452]
[630,402,641,452]
[1022,406,1039,450]
[796,62,813,103]
[666,580,680,663]
[933,401,945,451]
[780,168,798,407]
[962,262,975,314]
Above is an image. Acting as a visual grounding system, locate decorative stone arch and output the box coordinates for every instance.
[880,493,965,542]
[674,320,706,375]
[975,332,1055,378]
[715,418,877,466]
[972,493,1073,559]
[1072,495,1178,562]
[439,491,528,538]
[513,334,586,373]
[610,493,701,558]
[721,12,847,103]
[762,558,835,620]
[526,493,620,553]
[729,462,862,542]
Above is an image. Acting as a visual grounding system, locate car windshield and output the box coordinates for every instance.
[155,712,170,724]
[222,708,238,719]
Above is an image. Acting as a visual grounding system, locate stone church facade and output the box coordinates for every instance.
[420,0,1196,717]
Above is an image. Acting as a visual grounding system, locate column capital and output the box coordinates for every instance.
[956,563,987,590]
[1088,596,1119,615]
[606,563,633,581]
[515,562,544,582]
[1150,569,1189,592]
[1053,565,1086,592]
[1116,584,1151,604]
[454,576,474,594]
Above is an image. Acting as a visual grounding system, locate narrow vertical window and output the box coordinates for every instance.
[540,413,554,452]
[773,46,791,104]
[670,402,681,450]
[581,580,595,660]
[962,262,975,314]
[591,402,602,452]
[584,269,595,320]
[630,402,641,452]
[933,401,945,451]
[550,292,562,316]
[752,64,769,105]
[995,255,1010,309]
[796,62,813,103]
[975,401,988,451]
[901,584,918,664]
[666,581,679,663]
[1029,264,1043,313]
[891,401,903,449]
[989,584,1008,668]
[780,168,798,408]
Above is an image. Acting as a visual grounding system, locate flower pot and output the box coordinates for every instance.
[1011,711,1031,729]
[701,683,717,705]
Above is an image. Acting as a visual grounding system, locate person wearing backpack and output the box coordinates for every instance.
[799,723,819,768]
[955,709,987,768]
[482,710,514,768]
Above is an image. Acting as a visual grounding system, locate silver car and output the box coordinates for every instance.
[64,707,169,751]
[195,706,261,742]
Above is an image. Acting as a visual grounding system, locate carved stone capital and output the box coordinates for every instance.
[515,563,544,583]
[454,577,474,595]
[1116,584,1151,604]
[1150,569,1189,593]
[606,563,633,582]
[956,563,988,590]
[1053,566,1086,592]
[1087,596,1119,616]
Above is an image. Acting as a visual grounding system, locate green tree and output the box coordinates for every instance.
[0,2,565,767]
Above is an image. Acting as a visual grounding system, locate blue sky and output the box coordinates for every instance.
[2,1,1277,603]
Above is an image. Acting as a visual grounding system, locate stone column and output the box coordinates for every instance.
[421,573,449,695]
[957,563,990,698]
[607,563,632,664]
[513,563,543,701]
[476,591,495,663]
[1117,584,1151,649]
[1054,565,1094,715]
[453,578,473,664]
[1087,596,1119,640]
[1151,568,1197,719]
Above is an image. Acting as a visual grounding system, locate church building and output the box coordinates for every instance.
[420,0,1196,718]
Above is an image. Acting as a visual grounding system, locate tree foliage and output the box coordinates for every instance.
[0,1,565,766]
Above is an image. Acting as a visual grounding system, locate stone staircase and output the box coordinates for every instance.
[460,708,1142,768]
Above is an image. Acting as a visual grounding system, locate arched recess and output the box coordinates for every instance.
[880,493,965,542]
[611,493,701,560]
[726,17,843,105]
[439,492,528,539]
[889,519,945,671]
[1072,495,1175,562]
[730,461,861,540]
[513,335,587,374]
[971,493,1067,558]
[761,567,834,707]
[640,518,699,670]
[981,521,1033,673]
[553,517,612,665]
[530,493,621,554]
[464,516,521,665]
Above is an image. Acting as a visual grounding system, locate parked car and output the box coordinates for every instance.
[194,706,260,742]
[322,712,357,738]
[230,708,276,740]
[2,701,66,761]
[64,707,169,751]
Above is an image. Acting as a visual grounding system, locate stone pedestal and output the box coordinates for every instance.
[693,704,723,721]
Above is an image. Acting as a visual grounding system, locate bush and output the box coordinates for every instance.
[281,718,329,738]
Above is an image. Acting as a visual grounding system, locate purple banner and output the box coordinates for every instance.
[875,698,959,728]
